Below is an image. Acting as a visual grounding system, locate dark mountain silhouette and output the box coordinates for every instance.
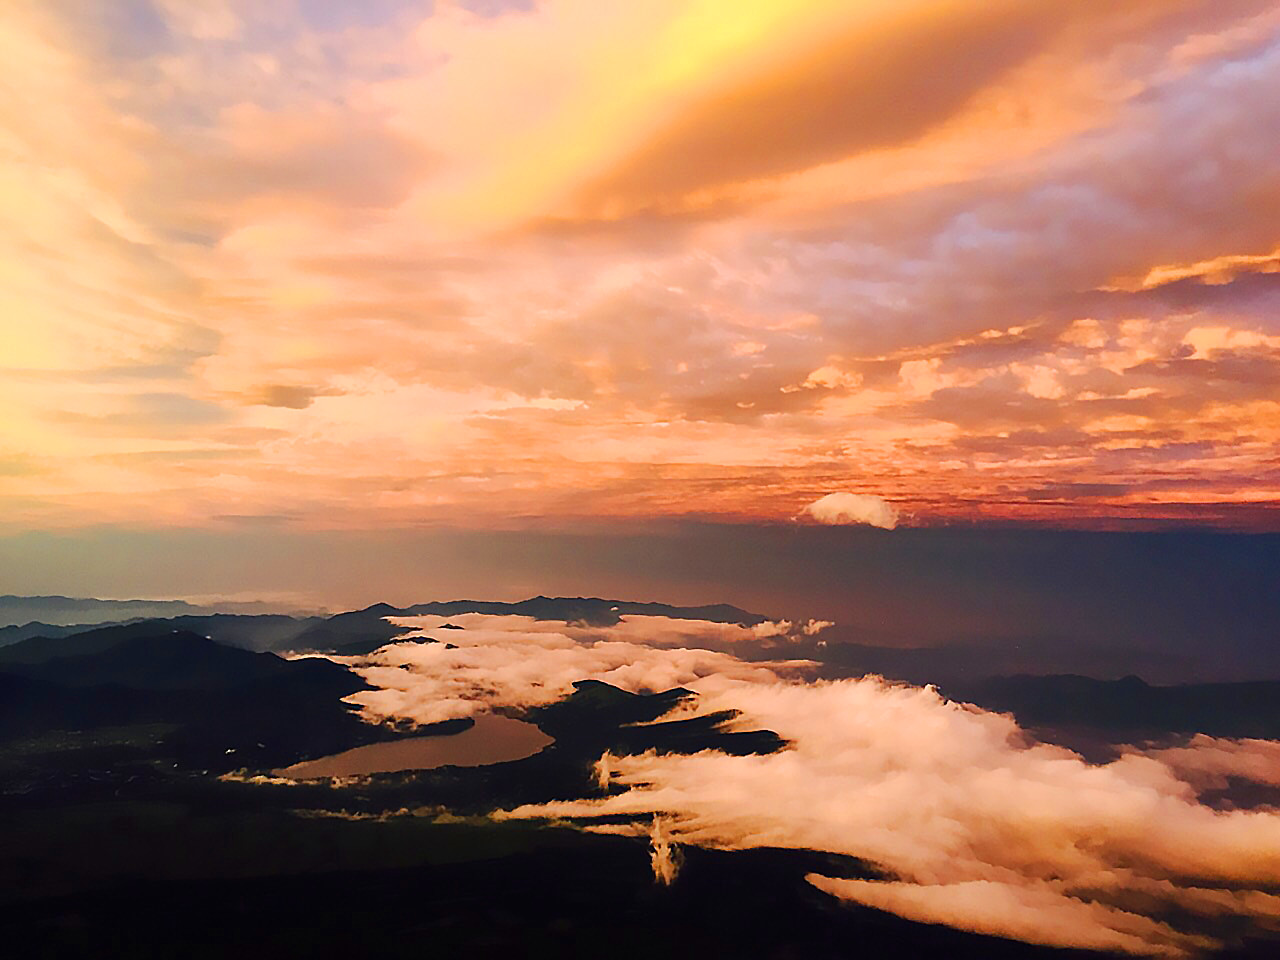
[288,596,767,655]
[0,613,325,654]
[0,621,188,666]
[0,671,163,734]
[1,630,328,691]
[287,604,409,653]
[0,826,1141,960]
[529,679,784,757]
[0,594,208,628]
[0,618,137,647]
[0,623,382,770]
[401,596,765,626]
[2,594,769,659]
[949,673,1280,740]
[4,600,1279,959]
[148,614,323,651]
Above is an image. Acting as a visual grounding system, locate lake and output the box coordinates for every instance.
[275,714,554,779]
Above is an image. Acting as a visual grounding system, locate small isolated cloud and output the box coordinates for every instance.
[801,493,899,529]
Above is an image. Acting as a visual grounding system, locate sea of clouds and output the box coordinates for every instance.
[335,613,1280,957]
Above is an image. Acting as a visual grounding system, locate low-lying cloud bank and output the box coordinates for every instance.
[506,680,1280,955]
[341,613,1280,955]
[339,613,819,724]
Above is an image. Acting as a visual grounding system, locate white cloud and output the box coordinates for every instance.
[338,613,814,724]
[1130,735,1280,791]
[501,677,1280,956]
[315,611,1280,953]
[801,492,899,529]
[806,875,1210,957]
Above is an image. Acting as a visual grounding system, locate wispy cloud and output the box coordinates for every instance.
[333,611,1280,954]
[3,1,1279,529]
[801,493,900,529]
[506,674,1280,956]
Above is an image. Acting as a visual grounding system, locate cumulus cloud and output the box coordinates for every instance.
[801,493,900,529]
[502,676,1280,956]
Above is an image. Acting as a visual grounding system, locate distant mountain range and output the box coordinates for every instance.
[5,593,1280,753]
[0,594,210,628]
[0,606,788,803]
[0,595,766,654]
[945,673,1280,741]
[0,594,320,629]
[0,596,774,776]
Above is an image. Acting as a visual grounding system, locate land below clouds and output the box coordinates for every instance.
[3,595,1279,958]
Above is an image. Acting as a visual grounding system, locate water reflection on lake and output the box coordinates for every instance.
[276,715,554,779]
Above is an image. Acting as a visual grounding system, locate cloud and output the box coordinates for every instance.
[338,613,815,724]
[1105,246,1280,291]
[503,678,1280,954]
[330,611,1280,953]
[4,2,1280,530]
[648,815,683,886]
[574,0,1074,216]
[801,493,900,529]
[247,384,344,409]
[1131,735,1280,791]
[804,875,1212,957]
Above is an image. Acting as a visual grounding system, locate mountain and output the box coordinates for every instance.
[287,604,410,653]
[0,620,186,666]
[949,673,1280,740]
[529,679,785,758]
[0,613,326,654]
[5,602,1277,959]
[0,596,768,658]
[1,627,322,691]
[132,614,323,652]
[0,595,324,630]
[0,622,384,770]
[401,596,766,627]
[289,596,767,654]
[0,595,208,628]
[0,618,139,648]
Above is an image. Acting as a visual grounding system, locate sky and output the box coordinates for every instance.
[2,0,1279,539]
[5,11,1280,944]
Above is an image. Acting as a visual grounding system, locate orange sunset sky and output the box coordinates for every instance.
[3,0,1280,534]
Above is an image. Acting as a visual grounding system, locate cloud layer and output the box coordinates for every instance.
[508,678,1280,956]
[339,613,816,723]
[1,1,1279,530]
[336,611,1280,955]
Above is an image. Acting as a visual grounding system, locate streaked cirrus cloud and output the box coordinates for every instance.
[2,0,1279,531]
